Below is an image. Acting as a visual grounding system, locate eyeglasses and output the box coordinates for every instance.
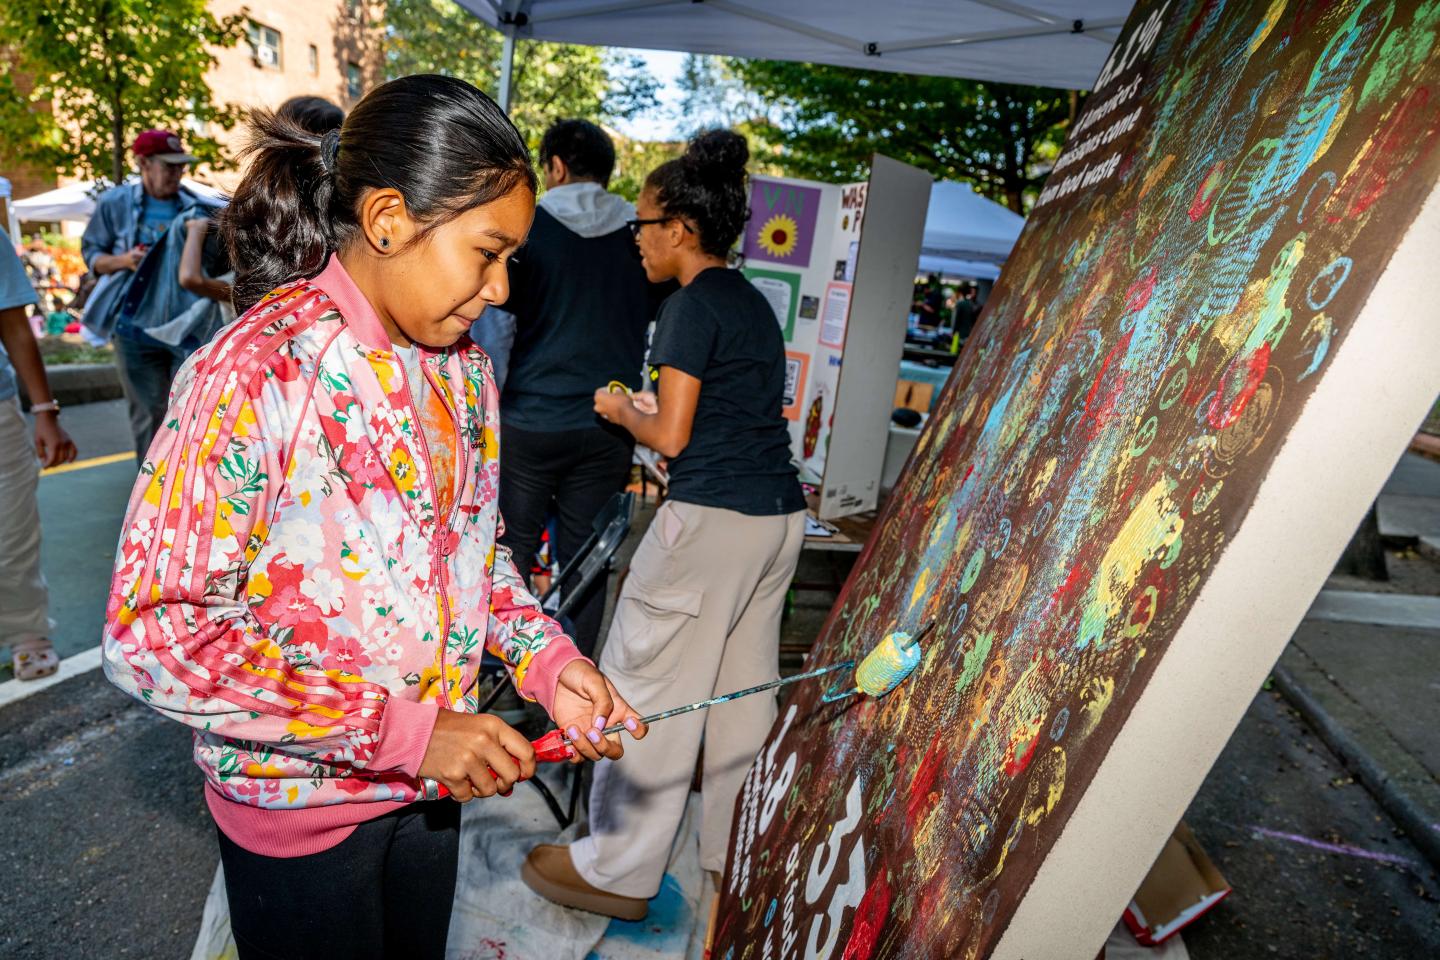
[627,217,694,238]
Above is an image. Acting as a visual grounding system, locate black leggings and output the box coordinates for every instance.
[498,421,635,657]
[217,800,460,960]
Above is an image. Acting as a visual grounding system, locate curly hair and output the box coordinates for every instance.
[644,129,750,259]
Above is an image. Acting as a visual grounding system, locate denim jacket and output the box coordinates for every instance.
[80,182,223,340]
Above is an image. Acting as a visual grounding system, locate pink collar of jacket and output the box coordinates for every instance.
[312,253,413,355]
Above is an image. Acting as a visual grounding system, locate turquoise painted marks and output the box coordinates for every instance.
[591,874,694,956]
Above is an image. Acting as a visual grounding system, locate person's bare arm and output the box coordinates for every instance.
[593,366,700,458]
[92,248,145,275]
[0,306,76,468]
[178,219,232,302]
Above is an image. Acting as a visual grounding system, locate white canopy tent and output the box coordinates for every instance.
[455,0,1135,104]
[12,178,227,225]
[919,180,1026,281]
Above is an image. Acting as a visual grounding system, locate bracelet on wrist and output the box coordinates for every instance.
[30,401,60,415]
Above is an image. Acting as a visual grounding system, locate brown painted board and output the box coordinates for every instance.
[713,2,1440,959]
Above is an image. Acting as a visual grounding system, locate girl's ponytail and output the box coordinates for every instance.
[222,74,536,314]
[223,112,337,312]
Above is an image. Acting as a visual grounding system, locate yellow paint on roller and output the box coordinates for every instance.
[855,630,923,698]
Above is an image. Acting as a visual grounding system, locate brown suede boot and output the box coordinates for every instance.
[521,844,649,921]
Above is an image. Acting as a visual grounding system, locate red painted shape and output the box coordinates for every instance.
[1184,0,1222,44]
[1188,163,1224,221]
[1345,88,1435,219]
[906,732,945,828]
[1081,329,1133,435]
[1051,563,1085,603]
[1207,343,1269,429]
[841,873,892,960]
[1124,266,1159,313]
[1003,725,1041,777]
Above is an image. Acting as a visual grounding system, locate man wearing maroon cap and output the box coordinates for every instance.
[81,129,222,462]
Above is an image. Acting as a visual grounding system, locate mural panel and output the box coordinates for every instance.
[714,1,1440,957]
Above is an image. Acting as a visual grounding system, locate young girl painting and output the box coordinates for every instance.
[102,75,645,959]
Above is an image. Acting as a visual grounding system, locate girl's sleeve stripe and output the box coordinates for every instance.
[130,306,388,734]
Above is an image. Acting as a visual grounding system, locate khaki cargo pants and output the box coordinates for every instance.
[570,499,805,898]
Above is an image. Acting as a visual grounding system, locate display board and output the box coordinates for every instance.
[714,2,1440,958]
[817,157,933,519]
[741,174,842,469]
[744,164,930,518]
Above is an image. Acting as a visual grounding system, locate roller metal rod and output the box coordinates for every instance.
[595,659,856,738]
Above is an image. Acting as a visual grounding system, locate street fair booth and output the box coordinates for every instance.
[742,160,932,520]
[11,178,226,227]
[918,179,1026,282]
[457,0,1136,104]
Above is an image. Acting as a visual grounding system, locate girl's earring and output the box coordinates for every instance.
[380,237,390,249]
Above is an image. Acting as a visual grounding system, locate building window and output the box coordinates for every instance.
[347,62,363,100]
[308,44,319,75]
[248,22,282,70]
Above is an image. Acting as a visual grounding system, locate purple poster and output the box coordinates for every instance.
[743,178,822,268]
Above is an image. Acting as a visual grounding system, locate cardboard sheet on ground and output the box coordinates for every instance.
[713,1,1440,958]
[189,771,710,960]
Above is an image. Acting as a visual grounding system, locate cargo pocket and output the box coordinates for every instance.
[608,571,703,683]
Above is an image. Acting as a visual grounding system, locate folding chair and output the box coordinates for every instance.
[476,490,637,827]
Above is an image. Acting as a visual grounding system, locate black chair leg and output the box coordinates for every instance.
[528,774,571,827]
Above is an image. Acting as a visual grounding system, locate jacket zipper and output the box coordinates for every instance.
[399,352,469,710]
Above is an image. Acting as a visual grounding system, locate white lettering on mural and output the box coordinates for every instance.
[1035,0,1173,210]
[733,705,800,899]
[791,776,867,960]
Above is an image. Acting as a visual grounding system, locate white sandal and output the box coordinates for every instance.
[12,638,60,681]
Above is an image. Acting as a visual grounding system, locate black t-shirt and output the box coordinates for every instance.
[953,298,979,338]
[648,267,806,516]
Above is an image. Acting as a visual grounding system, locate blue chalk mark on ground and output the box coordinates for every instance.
[764,897,778,927]
[586,874,693,958]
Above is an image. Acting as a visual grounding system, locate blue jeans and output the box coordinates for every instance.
[113,332,185,465]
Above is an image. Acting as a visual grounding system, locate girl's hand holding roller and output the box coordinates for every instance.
[417,712,537,802]
[550,660,649,762]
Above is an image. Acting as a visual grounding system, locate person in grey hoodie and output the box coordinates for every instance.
[486,119,669,657]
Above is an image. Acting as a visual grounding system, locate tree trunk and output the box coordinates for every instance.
[1004,185,1024,214]
[1333,500,1389,580]
[112,104,125,185]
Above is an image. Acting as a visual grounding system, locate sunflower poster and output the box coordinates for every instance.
[743,180,822,267]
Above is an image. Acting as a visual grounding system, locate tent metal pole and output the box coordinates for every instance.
[497,30,516,111]
[530,0,685,24]
[706,0,866,54]
[878,18,1128,55]
[966,0,1119,44]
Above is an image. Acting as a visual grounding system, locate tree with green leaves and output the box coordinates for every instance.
[0,0,246,184]
[383,0,658,150]
[716,57,1076,213]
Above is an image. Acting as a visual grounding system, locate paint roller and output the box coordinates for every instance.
[427,621,933,797]
[594,618,937,735]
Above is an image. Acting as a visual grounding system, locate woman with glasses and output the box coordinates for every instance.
[522,128,806,920]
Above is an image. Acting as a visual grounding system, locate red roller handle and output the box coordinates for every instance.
[429,729,574,799]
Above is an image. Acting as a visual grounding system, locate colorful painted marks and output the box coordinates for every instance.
[714,1,1440,957]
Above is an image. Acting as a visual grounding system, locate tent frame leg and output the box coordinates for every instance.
[497,30,516,111]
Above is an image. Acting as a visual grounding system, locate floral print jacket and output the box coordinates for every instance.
[103,256,583,854]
